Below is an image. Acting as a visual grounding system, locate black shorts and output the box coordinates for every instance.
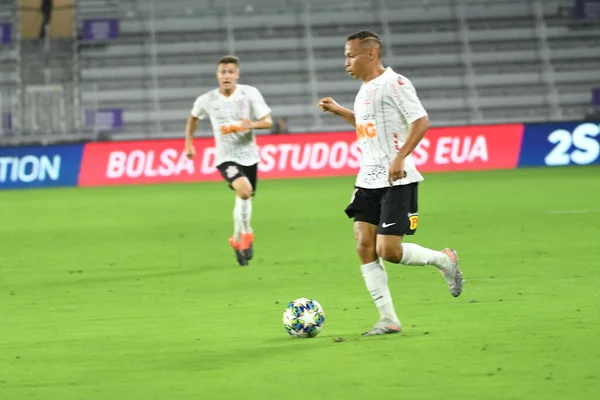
[216,162,258,194]
[344,183,419,236]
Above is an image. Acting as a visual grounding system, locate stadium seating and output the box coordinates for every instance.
[74,0,600,139]
[0,1,17,136]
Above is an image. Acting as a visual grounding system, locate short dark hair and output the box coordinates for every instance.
[218,55,239,66]
[347,30,383,57]
[347,30,381,42]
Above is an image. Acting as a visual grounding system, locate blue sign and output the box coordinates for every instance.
[0,144,84,190]
[85,109,123,131]
[593,88,600,106]
[0,22,11,44]
[82,19,119,41]
[519,121,600,167]
[574,0,600,19]
[1,112,11,133]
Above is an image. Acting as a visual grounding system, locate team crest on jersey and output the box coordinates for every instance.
[364,84,379,105]
[236,96,245,111]
[225,165,239,178]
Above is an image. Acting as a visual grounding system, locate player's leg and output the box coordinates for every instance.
[234,163,258,259]
[345,188,401,336]
[375,184,463,297]
[217,162,253,265]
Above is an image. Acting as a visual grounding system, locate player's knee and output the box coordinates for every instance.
[238,190,252,200]
[237,187,253,199]
[356,241,376,260]
[377,243,402,263]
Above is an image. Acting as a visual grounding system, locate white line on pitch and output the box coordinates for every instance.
[548,209,600,215]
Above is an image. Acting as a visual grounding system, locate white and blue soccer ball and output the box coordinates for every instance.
[283,298,325,338]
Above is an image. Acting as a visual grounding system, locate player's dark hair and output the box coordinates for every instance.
[347,30,381,42]
[218,55,240,66]
[347,30,383,57]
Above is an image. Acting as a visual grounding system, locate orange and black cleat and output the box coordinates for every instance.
[228,237,248,266]
[239,233,254,260]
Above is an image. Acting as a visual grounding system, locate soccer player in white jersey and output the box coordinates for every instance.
[185,55,273,266]
[318,31,464,336]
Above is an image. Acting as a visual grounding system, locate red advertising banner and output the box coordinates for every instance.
[412,124,523,172]
[78,125,523,187]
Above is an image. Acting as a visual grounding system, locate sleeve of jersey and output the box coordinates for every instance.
[388,78,428,125]
[191,95,207,120]
[250,88,272,120]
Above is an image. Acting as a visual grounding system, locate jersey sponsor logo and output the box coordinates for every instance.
[356,122,377,140]
[360,112,376,121]
[220,124,249,135]
[360,165,388,184]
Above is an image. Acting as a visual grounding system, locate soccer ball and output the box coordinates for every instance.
[283,298,325,338]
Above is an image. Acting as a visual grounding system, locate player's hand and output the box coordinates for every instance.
[317,97,342,114]
[185,143,195,160]
[240,119,254,132]
[388,156,406,186]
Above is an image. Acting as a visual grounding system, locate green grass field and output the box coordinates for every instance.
[1,166,599,400]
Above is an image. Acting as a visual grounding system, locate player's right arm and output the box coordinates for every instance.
[317,97,356,127]
[185,115,197,160]
[185,95,208,160]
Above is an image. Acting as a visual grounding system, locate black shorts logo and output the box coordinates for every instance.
[408,212,419,230]
[225,165,239,178]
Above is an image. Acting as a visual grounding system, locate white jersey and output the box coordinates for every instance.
[353,67,428,189]
[191,84,271,166]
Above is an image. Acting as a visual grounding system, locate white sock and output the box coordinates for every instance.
[361,258,399,323]
[235,196,253,234]
[233,200,242,242]
[401,243,450,270]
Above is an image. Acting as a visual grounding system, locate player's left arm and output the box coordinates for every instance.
[397,115,430,159]
[387,76,430,183]
[241,87,274,131]
[241,114,273,131]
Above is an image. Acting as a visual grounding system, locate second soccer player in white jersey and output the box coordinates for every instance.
[185,56,273,266]
[318,31,464,336]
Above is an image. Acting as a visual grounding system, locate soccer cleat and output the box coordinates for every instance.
[228,237,248,266]
[240,233,254,260]
[362,318,402,336]
[440,248,463,297]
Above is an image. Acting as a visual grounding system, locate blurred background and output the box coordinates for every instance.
[0,0,598,146]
